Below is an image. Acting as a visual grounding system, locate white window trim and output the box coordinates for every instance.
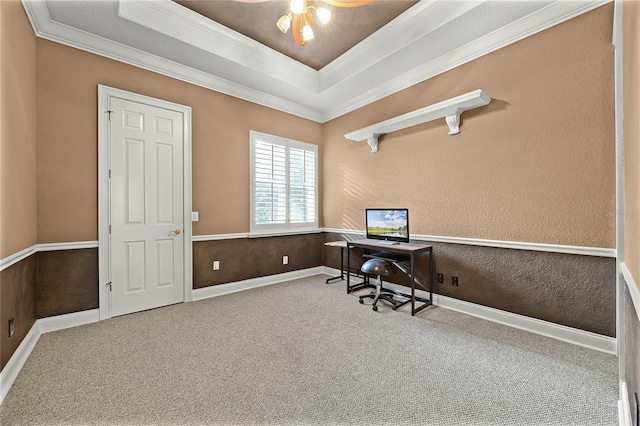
[250,131,319,237]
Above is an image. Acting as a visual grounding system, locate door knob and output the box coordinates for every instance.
[172,228,181,235]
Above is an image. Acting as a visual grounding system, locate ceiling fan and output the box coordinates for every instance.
[233,0,376,47]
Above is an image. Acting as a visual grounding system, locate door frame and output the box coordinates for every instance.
[98,85,193,321]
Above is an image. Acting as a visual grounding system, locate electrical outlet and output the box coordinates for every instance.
[452,276,459,286]
[213,260,220,271]
[283,255,289,265]
[437,273,444,283]
[8,317,14,338]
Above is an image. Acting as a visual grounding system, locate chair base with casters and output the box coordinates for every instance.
[358,258,405,311]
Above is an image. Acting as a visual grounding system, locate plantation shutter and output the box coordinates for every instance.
[250,132,318,235]
[289,143,316,224]
[254,140,287,225]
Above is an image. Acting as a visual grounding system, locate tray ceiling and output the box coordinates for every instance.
[175,0,418,71]
[22,0,608,123]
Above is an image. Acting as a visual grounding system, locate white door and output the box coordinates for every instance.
[109,97,185,317]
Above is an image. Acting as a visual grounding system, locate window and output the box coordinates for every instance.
[250,131,318,236]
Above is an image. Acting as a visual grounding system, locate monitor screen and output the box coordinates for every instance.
[365,209,409,243]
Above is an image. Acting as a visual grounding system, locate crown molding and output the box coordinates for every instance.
[22,0,609,124]
[118,0,320,92]
[20,0,325,122]
[318,0,482,90]
[319,0,610,122]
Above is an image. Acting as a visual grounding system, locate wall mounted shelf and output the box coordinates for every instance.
[344,89,491,153]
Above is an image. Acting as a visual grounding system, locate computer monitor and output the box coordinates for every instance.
[365,209,409,243]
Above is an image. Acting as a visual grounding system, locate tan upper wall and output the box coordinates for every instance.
[11,2,617,249]
[323,4,616,248]
[36,40,322,243]
[624,0,640,281]
[0,0,37,259]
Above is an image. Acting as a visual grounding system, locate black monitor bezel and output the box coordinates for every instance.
[365,208,410,243]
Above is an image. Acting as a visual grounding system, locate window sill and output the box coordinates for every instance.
[248,228,322,238]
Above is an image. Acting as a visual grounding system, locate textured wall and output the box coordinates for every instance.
[0,0,38,374]
[322,4,615,248]
[624,0,640,291]
[36,249,99,319]
[0,256,36,371]
[323,232,615,336]
[624,1,640,423]
[0,0,37,258]
[35,39,322,244]
[194,234,322,288]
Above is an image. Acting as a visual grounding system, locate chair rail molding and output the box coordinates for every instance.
[344,89,491,153]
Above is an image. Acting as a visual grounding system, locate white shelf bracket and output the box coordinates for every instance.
[344,89,491,154]
[445,110,461,135]
[367,135,379,153]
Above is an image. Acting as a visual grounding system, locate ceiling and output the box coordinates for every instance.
[22,0,608,123]
[175,1,418,70]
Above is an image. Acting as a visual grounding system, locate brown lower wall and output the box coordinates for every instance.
[626,286,640,426]
[323,232,616,337]
[194,233,323,288]
[1,232,616,372]
[0,255,36,371]
[36,249,99,319]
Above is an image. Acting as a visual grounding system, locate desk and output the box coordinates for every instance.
[346,239,433,316]
[324,241,363,284]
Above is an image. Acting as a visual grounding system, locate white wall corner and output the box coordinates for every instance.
[619,381,632,426]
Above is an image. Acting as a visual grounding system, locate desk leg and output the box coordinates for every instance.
[411,253,416,316]
[410,248,433,316]
[346,244,351,293]
[429,247,434,304]
[325,247,345,284]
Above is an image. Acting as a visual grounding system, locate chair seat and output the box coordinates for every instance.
[359,259,401,311]
[360,258,396,277]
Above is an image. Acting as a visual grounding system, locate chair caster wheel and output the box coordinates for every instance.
[372,306,378,312]
[359,299,364,304]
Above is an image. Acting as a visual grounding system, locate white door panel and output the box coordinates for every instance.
[110,97,184,317]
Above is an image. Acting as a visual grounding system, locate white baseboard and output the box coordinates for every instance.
[0,322,40,405]
[0,269,617,407]
[192,266,326,301]
[324,266,617,354]
[0,309,101,405]
[619,381,632,426]
[38,309,100,334]
[431,290,616,354]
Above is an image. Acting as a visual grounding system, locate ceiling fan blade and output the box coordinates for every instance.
[292,14,305,47]
[305,9,314,27]
[321,0,375,7]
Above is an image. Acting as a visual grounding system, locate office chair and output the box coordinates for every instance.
[358,258,400,311]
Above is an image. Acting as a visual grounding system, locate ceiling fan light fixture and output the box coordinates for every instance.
[315,7,331,25]
[276,14,291,33]
[302,24,314,41]
[290,0,306,15]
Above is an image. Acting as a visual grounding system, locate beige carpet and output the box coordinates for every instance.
[0,275,618,425]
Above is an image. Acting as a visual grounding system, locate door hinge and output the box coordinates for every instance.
[109,224,111,233]
[107,282,112,292]
[108,169,111,178]
[107,110,113,121]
